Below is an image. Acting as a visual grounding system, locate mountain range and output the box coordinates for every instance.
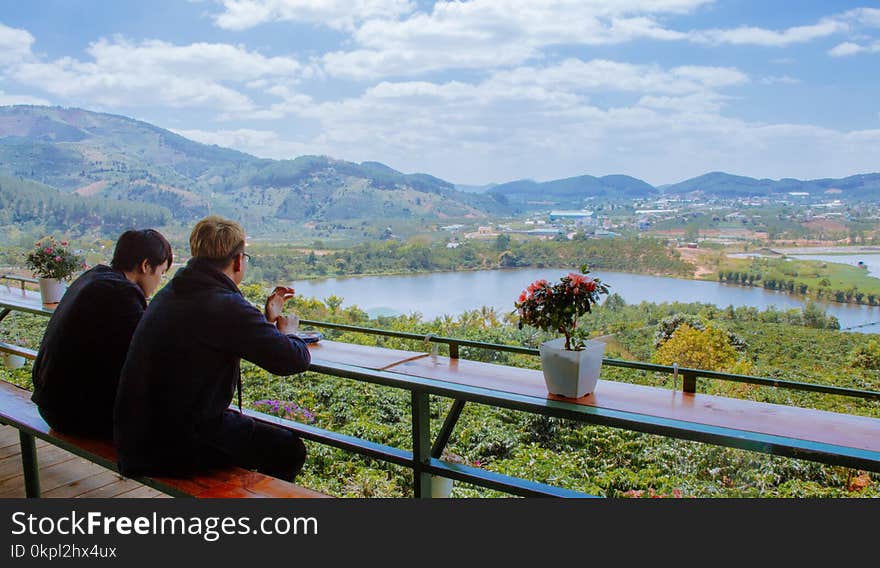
[0,105,878,234]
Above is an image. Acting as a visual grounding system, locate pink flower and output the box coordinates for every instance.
[54,256,62,262]
[61,241,68,246]
[44,247,53,254]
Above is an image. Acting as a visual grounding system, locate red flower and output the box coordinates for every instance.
[514,267,609,350]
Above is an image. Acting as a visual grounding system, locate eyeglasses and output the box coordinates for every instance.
[242,252,251,262]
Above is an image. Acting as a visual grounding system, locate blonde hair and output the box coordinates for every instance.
[189,215,246,260]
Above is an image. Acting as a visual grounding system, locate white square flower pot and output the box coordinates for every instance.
[430,475,454,498]
[38,277,67,305]
[538,337,606,398]
[3,353,27,370]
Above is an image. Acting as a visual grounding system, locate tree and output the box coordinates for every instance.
[652,324,750,373]
[493,234,511,251]
[849,339,880,370]
[325,294,344,313]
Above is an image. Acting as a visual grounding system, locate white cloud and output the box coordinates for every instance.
[691,18,847,46]
[321,0,712,78]
[8,38,302,111]
[829,41,864,56]
[172,127,312,158]
[235,57,762,183]
[845,7,880,28]
[0,90,51,106]
[829,40,880,57]
[759,75,800,85]
[0,22,35,66]
[212,0,416,31]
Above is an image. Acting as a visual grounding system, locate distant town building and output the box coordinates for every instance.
[549,210,593,221]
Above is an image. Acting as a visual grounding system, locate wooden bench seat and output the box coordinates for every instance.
[0,380,330,498]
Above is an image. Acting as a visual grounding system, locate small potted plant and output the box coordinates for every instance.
[514,265,610,398]
[24,237,85,305]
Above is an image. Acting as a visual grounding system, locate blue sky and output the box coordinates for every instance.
[1,0,878,186]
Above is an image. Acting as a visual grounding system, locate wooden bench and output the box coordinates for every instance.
[0,374,329,499]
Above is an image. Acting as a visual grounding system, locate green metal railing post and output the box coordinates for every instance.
[682,373,697,394]
[411,390,432,498]
[431,399,466,459]
[20,432,40,498]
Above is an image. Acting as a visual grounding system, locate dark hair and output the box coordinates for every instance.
[110,229,173,272]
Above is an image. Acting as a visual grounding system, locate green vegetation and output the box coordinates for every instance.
[710,255,880,306]
[0,175,170,234]
[246,236,692,282]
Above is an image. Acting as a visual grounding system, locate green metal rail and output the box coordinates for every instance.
[0,274,38,293]
[300,319,880,400]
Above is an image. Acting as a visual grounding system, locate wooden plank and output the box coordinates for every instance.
[0,475,27,497]
[74,477,150,498]
[0,428,48,459]
[388,354,880,453]
[308,339,429,371]
[0,444,78,482]
[113,485,167,498]
[0,456,92,497]
[42,470,126,499]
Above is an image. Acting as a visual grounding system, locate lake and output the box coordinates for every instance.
[291,267,880,334]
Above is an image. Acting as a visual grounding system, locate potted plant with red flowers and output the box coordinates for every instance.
[24,237,85,305]
[514,265,610,398]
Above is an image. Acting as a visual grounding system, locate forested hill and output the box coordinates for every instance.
[489,174,658,204]
[661,171,880,199]
[0,175,170,234]
[0,105,514,227]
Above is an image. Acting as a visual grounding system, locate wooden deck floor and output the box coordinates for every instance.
[0,425,169,498]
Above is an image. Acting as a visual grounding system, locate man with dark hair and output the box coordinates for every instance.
[114,216,311,482]
[32,229,173,437]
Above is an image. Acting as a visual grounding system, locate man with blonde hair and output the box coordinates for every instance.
[114,215,311,481]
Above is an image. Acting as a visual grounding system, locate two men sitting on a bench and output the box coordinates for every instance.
[32,216,311,483]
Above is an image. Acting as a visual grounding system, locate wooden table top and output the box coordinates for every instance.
[0,286,56,314]
[385,354,880,453]
[307,340,429,371]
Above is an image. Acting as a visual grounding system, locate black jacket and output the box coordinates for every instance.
[31,265,146,437]
[113,258,310,477]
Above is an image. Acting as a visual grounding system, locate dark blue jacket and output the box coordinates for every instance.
[32,265,146,437]
[113,258,310,477]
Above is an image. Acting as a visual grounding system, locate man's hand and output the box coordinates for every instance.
[265,286,295,324]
